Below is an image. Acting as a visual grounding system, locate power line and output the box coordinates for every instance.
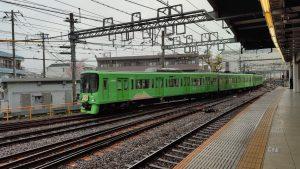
[91,0,132,15]
[52,0,107,19]
[0,0,101,22]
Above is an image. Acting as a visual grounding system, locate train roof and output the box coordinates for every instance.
[81,70,262,77]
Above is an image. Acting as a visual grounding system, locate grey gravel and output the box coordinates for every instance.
[59,90,265,169]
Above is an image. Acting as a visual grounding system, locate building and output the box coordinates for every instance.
[46,62,95,78]
[0,78,80,117]
[97,53,207,72]
[0,51,25,78]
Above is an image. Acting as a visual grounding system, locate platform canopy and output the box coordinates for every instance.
[207,0,300,62]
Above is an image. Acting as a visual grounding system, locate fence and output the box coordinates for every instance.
[1,102,81,121]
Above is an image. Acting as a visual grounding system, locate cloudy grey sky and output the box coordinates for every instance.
[0,0,249,73]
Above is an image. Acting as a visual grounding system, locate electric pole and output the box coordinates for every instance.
[11,10,16,78]
[38,33,49,78]
[4,10,21,78]
[161,30,165,68]
[65,13,78,103]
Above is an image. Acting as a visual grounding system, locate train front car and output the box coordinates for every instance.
[80,72,100,114]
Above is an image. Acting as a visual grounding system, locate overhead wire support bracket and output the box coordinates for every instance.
[163,38,237,50]
[73,9,214,40]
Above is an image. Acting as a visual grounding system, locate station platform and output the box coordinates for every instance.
[174,88,300,169]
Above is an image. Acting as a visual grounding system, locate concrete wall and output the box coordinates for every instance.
[293,54,300,93]
[4,82,80,110]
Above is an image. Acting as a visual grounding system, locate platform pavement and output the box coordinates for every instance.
[263,89,300,169]
[174,88,289,169]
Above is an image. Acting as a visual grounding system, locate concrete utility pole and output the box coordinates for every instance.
[66,13,78,103]
[161,30,165,68]
[38,33,49,78]
[4,10,20,77]
[11,10,16,78]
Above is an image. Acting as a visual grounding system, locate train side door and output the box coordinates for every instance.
[156,77,164,96]
[184,77,190,94]
[102,78,109,101]
[116,78,129,101]
[122,79,129,100]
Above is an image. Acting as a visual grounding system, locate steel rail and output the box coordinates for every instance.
[0,113,90,132]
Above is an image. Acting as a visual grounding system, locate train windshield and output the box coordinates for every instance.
[81,73,99,93]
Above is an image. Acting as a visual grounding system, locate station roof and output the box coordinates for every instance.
[269,0,300,62]
[207,0,274,50]
[207,0,300,62]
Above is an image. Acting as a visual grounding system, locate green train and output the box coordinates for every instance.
[80,71,264,114]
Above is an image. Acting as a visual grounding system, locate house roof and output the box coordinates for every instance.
[96,54,202,61]
[1,78,80,83]
[48,63,71,67]
[0,51,24,60]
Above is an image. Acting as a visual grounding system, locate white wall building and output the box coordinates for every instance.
[46,63,95,78]
[0,78,80,117]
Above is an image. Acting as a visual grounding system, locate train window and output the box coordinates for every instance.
[143,80,150,89]
[136,79,150,89]
[136,80,142,89]
[169,78,179,87]
[192,78,201,86]
[81,73,99,93]
[103,79,108,90]
[124,80,128,90]
[117,80,122,90]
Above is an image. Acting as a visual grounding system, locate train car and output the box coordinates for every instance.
[80,71,263,114]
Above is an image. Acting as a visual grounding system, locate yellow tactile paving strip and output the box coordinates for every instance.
[173,101,253,169]
[237,91,283,169]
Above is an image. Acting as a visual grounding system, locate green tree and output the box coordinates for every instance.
[202,51,223,72]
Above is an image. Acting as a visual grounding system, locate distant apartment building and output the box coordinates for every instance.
[46,62,95,78]
[0,51,25,78]
[97,54,207,71]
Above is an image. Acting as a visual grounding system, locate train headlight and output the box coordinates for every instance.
[82,95,89,102]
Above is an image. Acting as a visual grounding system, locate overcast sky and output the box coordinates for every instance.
[0,0,277,73]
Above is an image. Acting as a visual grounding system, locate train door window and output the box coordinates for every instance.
[152,79,155,88]
[124,79,128,90]
[143,80,150,89]
[103,78,108,90]
[117,79,122,90]
[136,80,142,89]
[131,79,134,90]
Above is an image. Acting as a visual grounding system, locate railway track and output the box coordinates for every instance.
[0,103,182,147]
[0,114,93,132]
[0,98,230,169]
[0,98,192,133]
[128,93,264,169]
[0,98,201,147]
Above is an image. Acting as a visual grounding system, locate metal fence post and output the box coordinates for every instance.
[49,104,53,116]
[29,106,33,120]
[67,103,71,115]
[5,108,10,121]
